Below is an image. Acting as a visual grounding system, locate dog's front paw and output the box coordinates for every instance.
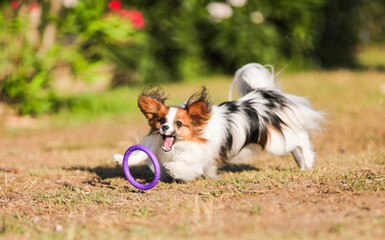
[163,162,202,182]
[204,165,219,179]
[113,151,149,166]
[112,153,124,165]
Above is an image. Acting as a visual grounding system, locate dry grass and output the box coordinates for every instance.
[1,70,385,240]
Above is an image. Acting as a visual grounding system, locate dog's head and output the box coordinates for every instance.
[138,86,212,152]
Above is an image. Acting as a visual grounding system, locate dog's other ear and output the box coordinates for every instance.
[186,86,212,125]
[187,101,210,125]
[138,96,165,120]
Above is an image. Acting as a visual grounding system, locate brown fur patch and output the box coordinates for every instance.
[259,125,269,150]
[175,108,208,142]
[186,101,210,126]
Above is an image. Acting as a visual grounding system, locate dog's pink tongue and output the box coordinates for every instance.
[163,137,174,151]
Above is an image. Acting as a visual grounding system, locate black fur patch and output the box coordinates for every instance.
[217,89,288,162]
[260,90,288,109]
[219,115,234,162]
[243,103,265,146]
[219,101,239,113]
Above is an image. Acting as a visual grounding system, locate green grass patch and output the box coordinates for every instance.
[357,44,385,68]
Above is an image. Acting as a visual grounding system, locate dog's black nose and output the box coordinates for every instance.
[161,125,169,131]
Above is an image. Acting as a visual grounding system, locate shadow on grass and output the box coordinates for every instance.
[64,163,262,184]
[219,164,261,173]
[64,164,153,181]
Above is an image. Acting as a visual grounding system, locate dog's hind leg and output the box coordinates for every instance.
[291,147,305,170]
[298,131,315,170]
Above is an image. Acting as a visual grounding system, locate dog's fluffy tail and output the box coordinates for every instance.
[229,63,324,132]
[229,63,278,100]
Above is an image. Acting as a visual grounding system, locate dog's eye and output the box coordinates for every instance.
[176,121,183,127]
[159,117,166,124]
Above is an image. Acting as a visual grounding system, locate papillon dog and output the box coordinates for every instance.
[113,63,323,182]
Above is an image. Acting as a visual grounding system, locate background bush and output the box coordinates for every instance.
[0,0,145,114]
[0,0,384,115]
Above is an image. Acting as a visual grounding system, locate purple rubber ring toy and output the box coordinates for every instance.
[123,144,160,190]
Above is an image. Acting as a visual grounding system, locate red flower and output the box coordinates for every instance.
[10,0,19,9]
[118,9,146,29]
[108,0,121,11]
[129,10,146,29]
[29,3,40,12]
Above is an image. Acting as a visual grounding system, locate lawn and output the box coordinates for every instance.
[0,69,385,239]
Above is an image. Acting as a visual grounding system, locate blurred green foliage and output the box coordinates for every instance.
[0,0,145,115]
[358,0,385,43]
[314,0,361,68]
[0,0,384,115]
[130,0,326,78]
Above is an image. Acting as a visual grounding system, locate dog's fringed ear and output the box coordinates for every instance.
[138,86,168,120]
[140,86,167,104]
[138,96,163,120]
[186,86,212,125]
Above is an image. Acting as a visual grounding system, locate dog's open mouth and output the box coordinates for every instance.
[162,135,176,152]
